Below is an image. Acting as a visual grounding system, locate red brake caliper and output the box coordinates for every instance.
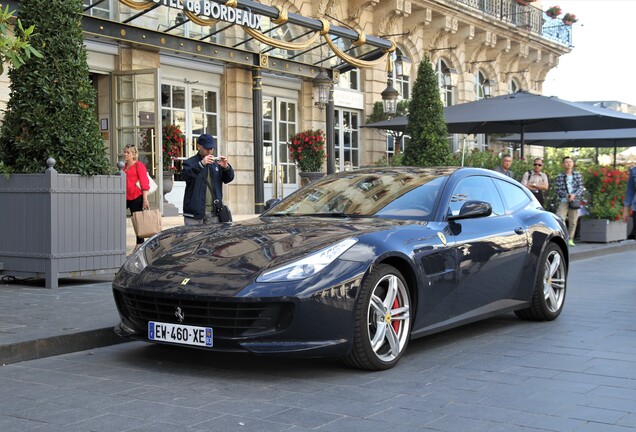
[391,297,400,332]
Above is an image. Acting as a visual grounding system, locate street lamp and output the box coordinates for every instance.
[394,54,412,78]
[483,79,496,98]
[313,69,332,110]
[442,68,459,87]
[381,78,399,116]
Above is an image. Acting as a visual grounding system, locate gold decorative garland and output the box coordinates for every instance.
[272,6,288,25]
[118,0,155,11]
[352,29,366,47]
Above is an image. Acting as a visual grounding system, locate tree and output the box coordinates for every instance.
[0,5,41,73]
[402,58,452,166]
[0,0,110,175]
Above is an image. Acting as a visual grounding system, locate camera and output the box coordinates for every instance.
[213,156,221,162]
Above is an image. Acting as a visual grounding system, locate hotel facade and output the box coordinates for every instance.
[1,0,572,215]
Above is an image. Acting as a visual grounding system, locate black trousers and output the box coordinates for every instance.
[127,195,144,245]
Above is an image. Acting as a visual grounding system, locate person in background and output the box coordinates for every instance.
[521,157,549,207]
[181,134,234,225]
[623,164,636,240]
[123,144,150,250]
[494,154,513,178]
[555,156,583,247]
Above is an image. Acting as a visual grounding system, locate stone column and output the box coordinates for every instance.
[224,65,254,215]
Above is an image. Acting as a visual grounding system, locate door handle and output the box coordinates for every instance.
[514,227,525,235]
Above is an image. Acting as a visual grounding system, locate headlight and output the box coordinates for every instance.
[122,246,149,274]
[257,238,358,282]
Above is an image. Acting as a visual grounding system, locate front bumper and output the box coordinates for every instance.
[112,275,363,358]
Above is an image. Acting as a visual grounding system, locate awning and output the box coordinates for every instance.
[81,0,395,78]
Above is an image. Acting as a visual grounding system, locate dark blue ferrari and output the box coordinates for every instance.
[113,167,569,370]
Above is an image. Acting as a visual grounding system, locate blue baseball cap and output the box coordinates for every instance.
[197,134,217,150]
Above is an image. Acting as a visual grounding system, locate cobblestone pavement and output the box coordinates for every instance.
[0,249,635,431]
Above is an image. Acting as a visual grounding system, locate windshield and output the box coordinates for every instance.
[266,168,451,220]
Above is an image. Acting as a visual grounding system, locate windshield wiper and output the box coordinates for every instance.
[296,212,352,218]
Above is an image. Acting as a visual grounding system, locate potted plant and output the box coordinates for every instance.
[546,5,562,19]
[288,129,326,185]
[515,0,536,6]
[562,13,577,25]
[160,124,184,175]
[580,166,629,243]
[142,123,183,216]
[142,123,183,187]
[0,0,126,288]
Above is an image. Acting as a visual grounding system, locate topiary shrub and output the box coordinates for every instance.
[0,0,110,175]
[402,57,452,167]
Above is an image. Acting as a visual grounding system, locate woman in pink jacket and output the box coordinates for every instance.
[123,144,150,250]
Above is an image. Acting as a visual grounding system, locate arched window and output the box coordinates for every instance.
[435,58,455,107]
[508,78,520,94]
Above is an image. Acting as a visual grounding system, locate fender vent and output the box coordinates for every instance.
[421,253,446,275]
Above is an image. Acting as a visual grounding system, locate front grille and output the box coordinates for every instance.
[114,291,294,338]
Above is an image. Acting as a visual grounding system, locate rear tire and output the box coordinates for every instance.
[515,243,567,321]
[344,264,411,370]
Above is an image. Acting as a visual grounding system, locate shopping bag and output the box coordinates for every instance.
[131,209,162,238]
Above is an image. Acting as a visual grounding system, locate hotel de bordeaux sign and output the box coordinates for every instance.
[151,0,263,30]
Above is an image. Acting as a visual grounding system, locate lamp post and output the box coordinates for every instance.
[381,78,399,116]
[394,54,412,78]
[313,69,335,173]
[313,69,332,110]
[483,79,496,98]
[443,68,459,88]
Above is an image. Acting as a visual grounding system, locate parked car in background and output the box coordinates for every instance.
[113,167,569,370]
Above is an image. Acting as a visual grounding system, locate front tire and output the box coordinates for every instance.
[515,243,567,321]
[344,264,411,370]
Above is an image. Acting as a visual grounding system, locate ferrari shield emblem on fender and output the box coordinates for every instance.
[437,232,447,246]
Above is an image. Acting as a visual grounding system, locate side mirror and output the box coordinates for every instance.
[448,200,492,221]
[264,198,281,212]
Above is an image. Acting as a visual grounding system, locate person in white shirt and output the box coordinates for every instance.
[521,158,549,207]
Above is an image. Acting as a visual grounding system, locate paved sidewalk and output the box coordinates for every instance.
[2,216,635,365]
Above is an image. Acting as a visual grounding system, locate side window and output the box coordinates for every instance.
[448,176,505,216]
[494,179,532,212]
[376,177,446,220]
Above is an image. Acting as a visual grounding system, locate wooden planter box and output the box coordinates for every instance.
[0,164,126,288]
[579,219,628,243]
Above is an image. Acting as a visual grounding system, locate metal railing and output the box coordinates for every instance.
[454,0,572,46]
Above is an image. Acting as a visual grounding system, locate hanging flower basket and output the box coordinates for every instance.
[546,5,561,18]
[562,13,577,25]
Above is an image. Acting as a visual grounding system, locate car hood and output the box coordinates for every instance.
[135,216,405,295]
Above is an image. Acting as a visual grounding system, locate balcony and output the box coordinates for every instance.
[454,0,572,46]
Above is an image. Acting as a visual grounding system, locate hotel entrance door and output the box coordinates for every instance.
[113,69,162,210]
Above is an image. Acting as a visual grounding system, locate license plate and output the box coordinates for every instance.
[148,321,213,347]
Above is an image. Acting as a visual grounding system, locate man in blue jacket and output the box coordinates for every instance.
[181,134,234,225]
